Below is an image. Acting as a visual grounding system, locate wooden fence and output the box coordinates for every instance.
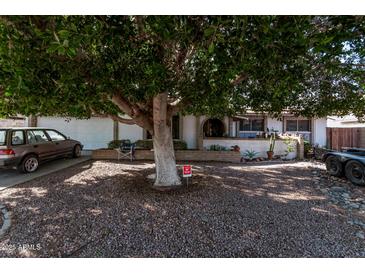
[326,127,365,150]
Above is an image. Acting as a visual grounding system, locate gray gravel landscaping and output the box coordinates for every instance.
[0,160,364,257]
[311,167,365,243]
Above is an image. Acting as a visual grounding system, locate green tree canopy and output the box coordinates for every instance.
[1,16,364,187]
[1,16,364,122]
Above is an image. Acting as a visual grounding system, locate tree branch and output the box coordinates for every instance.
[230,73,248,86]
[108,114,136,125]
[90,108,137,125]
[111,93,134,117]
[167,97,191,118]
[135,16,145,34]
[110,92,154,133]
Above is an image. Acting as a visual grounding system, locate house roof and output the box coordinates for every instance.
[327,115,365,128]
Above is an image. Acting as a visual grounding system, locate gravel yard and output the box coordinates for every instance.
[0,160,364,257]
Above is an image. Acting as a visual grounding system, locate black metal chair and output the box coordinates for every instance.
[116,140,136,161]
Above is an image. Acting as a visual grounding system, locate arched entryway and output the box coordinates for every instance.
[203,118,225,137]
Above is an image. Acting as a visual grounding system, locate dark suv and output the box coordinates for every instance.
[0,127,83,173]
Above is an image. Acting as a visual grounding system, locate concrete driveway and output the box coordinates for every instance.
[0,156,90,191]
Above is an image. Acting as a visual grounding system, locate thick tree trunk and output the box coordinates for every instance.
[152,92,181,188]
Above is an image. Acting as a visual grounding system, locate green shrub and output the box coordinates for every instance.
[173,140,188,150]
[304,140,313,157]
[108,139,132,149]
[283,138,295,154]
[134,139,187,150]
[208,144,228,151]
[135,139,153,150]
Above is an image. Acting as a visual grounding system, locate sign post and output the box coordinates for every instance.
[182,165,192,186]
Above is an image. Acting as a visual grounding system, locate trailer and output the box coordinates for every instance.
[323,147,365,186]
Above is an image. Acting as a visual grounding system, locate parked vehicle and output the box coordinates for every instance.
[0,127,83,173]
[323,148,365,186]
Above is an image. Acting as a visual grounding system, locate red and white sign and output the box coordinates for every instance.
[182,165,192,177]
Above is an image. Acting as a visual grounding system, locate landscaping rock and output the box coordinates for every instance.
[330,186,346,192]
[0,204,11,238]
[311,166,365,239]
[356,231,365,240]
[0,161,364,257]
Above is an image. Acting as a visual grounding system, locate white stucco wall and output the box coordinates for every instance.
[313,117,327,147]
[203,138,297,158]
[118,123,143,142]
[182,115,197,149]
[38,117,114,150]
[37,114,327,151]
[0,118,26,127]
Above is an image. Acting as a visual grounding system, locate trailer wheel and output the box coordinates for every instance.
[345,160,365,186]
[325,156,343,177]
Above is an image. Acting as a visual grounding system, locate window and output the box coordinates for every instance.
[286,119,311,132]
[11,130,25,145]
[0,130,6,145]
[46,130,66,141]
[286,120,298,131]
[239,118,264,132]
[298,120,310,131]
[240,119,250,131]
[27,130,49,144]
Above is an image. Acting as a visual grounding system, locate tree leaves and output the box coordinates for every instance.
[0,15,364,121]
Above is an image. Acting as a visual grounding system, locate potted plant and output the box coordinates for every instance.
[267,133,276,160]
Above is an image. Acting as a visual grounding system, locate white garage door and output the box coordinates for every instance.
[38,117,114,150]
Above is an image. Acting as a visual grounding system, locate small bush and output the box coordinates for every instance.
[108,139,133,149]
[207,144,228,151]
[173,140,188,150]
[108,140,123,149]
[283,138,295,154]
[304,140,313,157]
[135,139,153,150]
[134,139,187,150]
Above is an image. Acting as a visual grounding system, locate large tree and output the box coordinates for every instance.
[0,16,364,188]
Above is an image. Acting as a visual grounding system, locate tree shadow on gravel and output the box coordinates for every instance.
[0,160,364,258]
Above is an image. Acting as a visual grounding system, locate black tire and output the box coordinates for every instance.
[325,155,343,177]
[18,154,39,173]
[345,160,365,186]
[72,144,82,158]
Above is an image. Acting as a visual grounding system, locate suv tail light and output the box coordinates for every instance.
[0,149,15,155]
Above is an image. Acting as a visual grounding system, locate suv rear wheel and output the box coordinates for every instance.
[18,154,39,173]
[345,160,365,186]
[325,155,343,177]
